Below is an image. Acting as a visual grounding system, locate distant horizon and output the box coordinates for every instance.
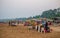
[0,0,60,19]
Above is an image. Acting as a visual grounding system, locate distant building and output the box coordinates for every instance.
[53,17,60,23]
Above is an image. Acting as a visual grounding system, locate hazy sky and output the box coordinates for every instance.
[0,0,60,19]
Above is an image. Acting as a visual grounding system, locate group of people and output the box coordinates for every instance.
[34,19,50,33]
[22,18,51,33]
[27,18,51,33]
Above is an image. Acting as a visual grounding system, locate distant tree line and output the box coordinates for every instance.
[41,8,60,19]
